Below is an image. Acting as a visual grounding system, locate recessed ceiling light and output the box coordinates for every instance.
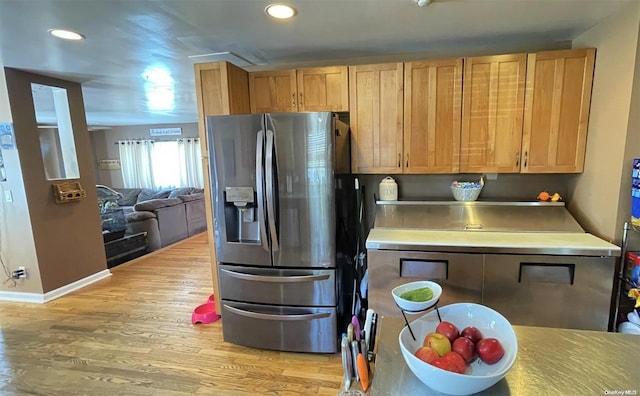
[265,4,297,19]
[48,29,85,40]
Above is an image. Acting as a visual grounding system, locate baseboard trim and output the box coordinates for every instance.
[0,290,46,304]
[0,269,112,304]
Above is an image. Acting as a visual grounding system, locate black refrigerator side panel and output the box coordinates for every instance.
[206,114,272,267]
[336,174,357,333]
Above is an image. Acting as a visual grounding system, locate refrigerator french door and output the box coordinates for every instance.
[207,112,341,353]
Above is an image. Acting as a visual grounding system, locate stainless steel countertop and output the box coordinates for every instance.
[365,228,621,256]
[370,317,640,395]
[373,201,584,233]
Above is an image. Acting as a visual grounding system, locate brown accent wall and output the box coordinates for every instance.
[4,68,107,293]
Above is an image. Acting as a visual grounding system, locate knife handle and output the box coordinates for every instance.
[357,353,370,392]
[368,313,378,360]
[351,340,360,382]
[341,336,352,390]
[360,339,370,372]
[351,316,361,341]
[364,309,374,348]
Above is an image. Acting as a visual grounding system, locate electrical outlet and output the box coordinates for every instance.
[18,266,27,279]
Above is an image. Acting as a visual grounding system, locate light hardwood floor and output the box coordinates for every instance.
[0,234,344,395]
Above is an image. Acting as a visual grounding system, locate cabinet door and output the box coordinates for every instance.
[349,63,404,174]
[461,54,526,173]
[368,250,483,318]
[521,48,595,173]
[483,254,615,331]
[194,61,250,116]
[404,58,462,174]
[297,66,349,112]
[248,69,297,113]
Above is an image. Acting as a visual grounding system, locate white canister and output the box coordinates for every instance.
[379,176,398,201]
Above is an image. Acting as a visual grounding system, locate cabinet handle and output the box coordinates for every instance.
[299,93,303,107]
[406,154,409,168]
[524,151,528,168]
[398,153,401,168]
[515,151,520,167]
[291,93,296,107]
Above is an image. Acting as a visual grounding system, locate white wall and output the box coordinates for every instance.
[0,58,43,294]
[90,123,199,187]
[569,1,640,243]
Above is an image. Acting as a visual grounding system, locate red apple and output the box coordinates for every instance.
[460,326,483,344]
[442,351,466,374]
[415,346,439,364]
[452,336,475,363]
[477,338,505,364]
[435,321,459,343]
[423,332,451,357]
[431,357,451,371]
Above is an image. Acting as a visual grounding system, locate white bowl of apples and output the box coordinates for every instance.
[398,303,517,395]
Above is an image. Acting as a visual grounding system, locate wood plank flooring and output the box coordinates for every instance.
[0,234,344,395]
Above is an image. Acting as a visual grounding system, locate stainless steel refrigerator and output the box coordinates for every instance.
[206,112,354,353]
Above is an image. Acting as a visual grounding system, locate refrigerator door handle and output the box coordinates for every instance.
[224,304,331,321]
[265,128,280,252]
[256,129,269,252]
[220,268,330,283]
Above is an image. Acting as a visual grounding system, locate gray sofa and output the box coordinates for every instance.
[98,187,206,251]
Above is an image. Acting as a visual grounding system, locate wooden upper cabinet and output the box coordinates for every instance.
[297,66,349,112]
[194,61,250,117]
[461,54,527,173]
[249,66,349,113]
[521,48,595,173]
[248,69,297,113]
[349,63,404,174]
[404,58,463,174]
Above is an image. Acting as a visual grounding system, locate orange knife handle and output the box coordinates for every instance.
[357,353,370,392]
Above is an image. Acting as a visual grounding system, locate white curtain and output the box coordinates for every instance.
[118,140,156,189]
[177,138,203,188]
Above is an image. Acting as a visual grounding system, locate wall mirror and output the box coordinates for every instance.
[31,83,80,180]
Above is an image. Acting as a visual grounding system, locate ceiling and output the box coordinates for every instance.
[0,0,633,128]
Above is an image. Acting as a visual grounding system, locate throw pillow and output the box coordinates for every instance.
[117,188,142,206]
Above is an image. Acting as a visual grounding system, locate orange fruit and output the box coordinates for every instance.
[537,191,551,201]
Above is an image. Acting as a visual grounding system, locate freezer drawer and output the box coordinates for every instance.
[218,264,336,306]
[368,250,483,317]
[483,254,617,331]
[220,301,338,353]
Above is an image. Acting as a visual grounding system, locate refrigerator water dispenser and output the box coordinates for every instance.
[224,187,259,243]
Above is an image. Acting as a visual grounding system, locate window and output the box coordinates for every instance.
[118,138,203,189]
[152,141,181,188]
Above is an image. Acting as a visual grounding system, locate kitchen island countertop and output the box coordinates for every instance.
[370,316,640,395]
